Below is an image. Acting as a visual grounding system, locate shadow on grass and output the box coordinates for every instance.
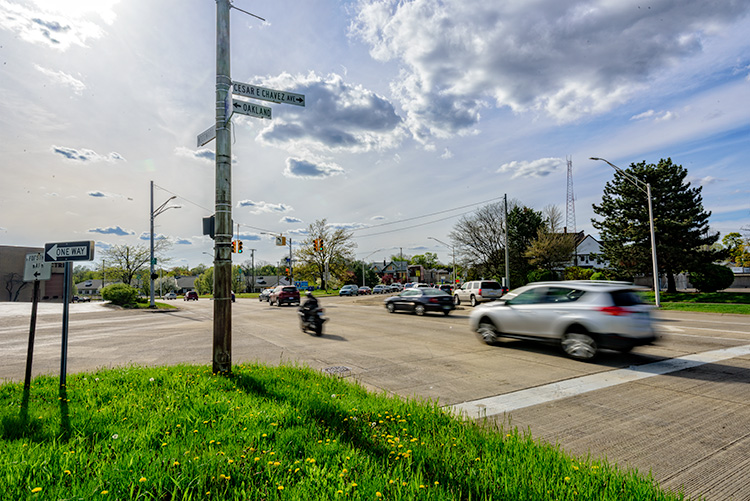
[0,384,71,442]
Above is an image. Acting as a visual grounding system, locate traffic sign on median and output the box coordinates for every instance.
[24,252,51,282]
[44,241,95,262]
[232,82,305,107]
[231,99,272,120]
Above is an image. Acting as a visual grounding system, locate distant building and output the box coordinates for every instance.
[1,245,66,302]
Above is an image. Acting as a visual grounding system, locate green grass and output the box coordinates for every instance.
[640,291,750,314]
[1,364,686,500]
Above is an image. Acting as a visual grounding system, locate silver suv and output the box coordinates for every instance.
[468,281,656,361]
[454,280,504,307]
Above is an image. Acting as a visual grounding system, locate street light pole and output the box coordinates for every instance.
[428,237,455,285]
[150,181,180,308]
[590,157,661,307]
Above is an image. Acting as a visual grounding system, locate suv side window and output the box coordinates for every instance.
[507,287,547,305]
[546,287,585,303]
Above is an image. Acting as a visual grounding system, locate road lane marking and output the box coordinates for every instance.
[450,344,750,419]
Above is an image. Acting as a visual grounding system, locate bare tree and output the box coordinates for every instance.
[101,240,172,286]
[4,272,28,302]
[449,202,507,279]
[296,219,357,289]
[524,205,576,272]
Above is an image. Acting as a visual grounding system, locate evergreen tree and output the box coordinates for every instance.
[592,158,720,292]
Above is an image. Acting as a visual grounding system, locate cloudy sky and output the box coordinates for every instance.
[2,0,749,271]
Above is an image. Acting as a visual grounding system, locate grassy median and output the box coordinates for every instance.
[1,364,685,500]
[643,291,750,314]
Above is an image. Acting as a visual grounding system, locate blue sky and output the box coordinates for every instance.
[1,0,749,271]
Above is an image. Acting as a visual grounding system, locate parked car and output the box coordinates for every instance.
[436,284,454,295]
[468,281,657,361]
[72,295,90,303]
[389,283,403,292]
[163,292,177,300]
[184,291,199,301]
[403,282,416,289]
[358,286,372,295]
[453,280,504,307]
[339,284,359,296]
[413,283,430,288]
[372,285,389,294]
[269,286,300,307]
[384,287,455,316]
[258,288,273,302]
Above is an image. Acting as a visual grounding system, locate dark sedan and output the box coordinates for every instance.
[384,287,455,316]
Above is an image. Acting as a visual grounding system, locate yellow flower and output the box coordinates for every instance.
[31,488,42,493]
[376,493,382,498]
[101,491,109,495]
[139,477,147,483]
[64,470,71,475]
[277,485,284,490]
[173,461,180,466]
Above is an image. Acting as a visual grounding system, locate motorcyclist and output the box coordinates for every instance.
[300,291,319,322]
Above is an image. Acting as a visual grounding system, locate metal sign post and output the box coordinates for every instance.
[44,241,95,388]
[22,252,50,392]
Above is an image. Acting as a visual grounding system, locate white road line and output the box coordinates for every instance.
[450,344,750,419]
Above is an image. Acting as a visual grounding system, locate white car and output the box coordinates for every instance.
[163,292,177,300]
[468,281,657,361]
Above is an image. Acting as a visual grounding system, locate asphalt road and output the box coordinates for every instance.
[1,296,748,500]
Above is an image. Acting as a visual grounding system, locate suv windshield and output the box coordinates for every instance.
[480,281,501,288]
[282,287,297,293]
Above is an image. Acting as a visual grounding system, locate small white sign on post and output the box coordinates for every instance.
[197,124,216,147]
[24,252,51,282]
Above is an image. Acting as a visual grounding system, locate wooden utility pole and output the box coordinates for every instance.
[213,0,232,373]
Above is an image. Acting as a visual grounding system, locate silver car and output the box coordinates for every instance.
[468,281,657,361]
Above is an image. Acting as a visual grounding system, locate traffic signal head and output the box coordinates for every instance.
[231,241,237,253]
[238,241,243,253]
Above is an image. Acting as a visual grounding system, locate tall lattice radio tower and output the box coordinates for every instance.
[566,156,576,235]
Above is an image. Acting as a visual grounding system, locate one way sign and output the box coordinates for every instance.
[44,241,95,262]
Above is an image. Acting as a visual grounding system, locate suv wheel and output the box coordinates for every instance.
[561,328,597,361]
[478,319,500,345]
[453,294,460,305]
[470,295,478,307]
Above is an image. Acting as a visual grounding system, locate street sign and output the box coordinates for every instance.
[44,241,95,262]
[197,124,216,147]
[24,253,51,282]
[231,99,272,120]
[275,236,286,246]
[232,82,305,107]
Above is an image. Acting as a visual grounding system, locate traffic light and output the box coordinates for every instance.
[231,241,237,253]
[313,239,319,251]
[238,241,243,253]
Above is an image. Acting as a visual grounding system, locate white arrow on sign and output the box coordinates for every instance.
[45,241,95,262]
[24,253,51,282]
[232,82,305,107]
[231,99,272,120]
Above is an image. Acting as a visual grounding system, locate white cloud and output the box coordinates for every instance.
[175,146,214,163]
[350,0,750,136]
[34,65,86,94]
[253,72,406,153]
[52,146,125,163]
[0,0,118,50]
[497,157,563,179]
[237,200,294,214]
[283,157,345,179]
[280,216,303,224]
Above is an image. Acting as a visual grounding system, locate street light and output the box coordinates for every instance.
[362,249,383,287]
[428,236,456,285]
[590,157,660,307]
[150,181,181,308]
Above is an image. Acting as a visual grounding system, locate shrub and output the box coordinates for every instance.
[689,264,735,292]
[101,283,139,306]
[564,266,594,280]
[527,269,557,282]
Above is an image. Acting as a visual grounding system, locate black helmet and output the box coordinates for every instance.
[306,291,314,298]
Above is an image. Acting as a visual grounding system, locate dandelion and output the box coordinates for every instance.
[435,481,439,485]
[64,470,71,475]
[173,461,180,466]
[139,477,147,483]
[101,491,108,495]
[376,493,382,498]
[31,488,42,493]
[278,486,284,491]
[564,477,571,482]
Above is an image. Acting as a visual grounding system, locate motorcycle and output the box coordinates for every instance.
[298,306,327,336]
